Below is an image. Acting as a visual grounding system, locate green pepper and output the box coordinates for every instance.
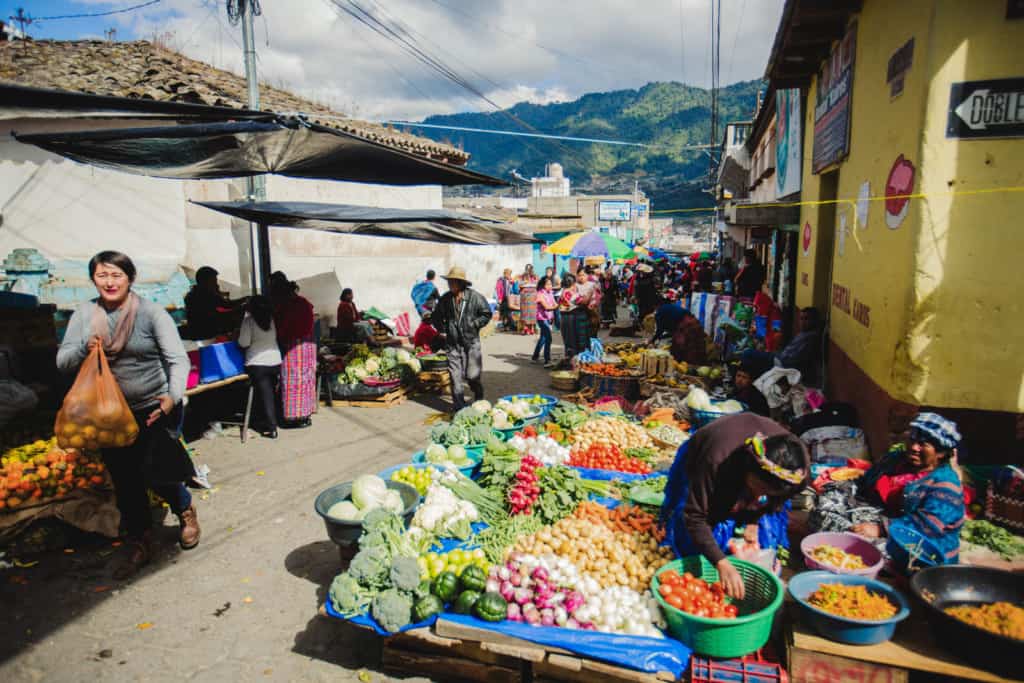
[412,594,444,623]
[473,591,507,622]
[453,590,481,615]
[431,571,459,602]
[459,565,487,593]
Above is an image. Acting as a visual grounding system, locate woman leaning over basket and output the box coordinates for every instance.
[57,251,199,580]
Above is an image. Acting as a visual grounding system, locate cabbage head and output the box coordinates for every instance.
[351,475,388,509]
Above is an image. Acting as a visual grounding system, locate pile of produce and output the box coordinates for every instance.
[568,443,653,475]
[548,402,590,432]
[389,466,435,495]
[429,406,497,448]
[343,345,420,384]
[410,481,479,540]
[685,388,744,415]
[944,602,1024,640]
[326,475,406,521]
[1,438,108,510]
[419,547,489,582]
[328,508,436,632]
[579,363,639,378]
[422,566,508,623]
[574,501,665,541]
[627,476,667,508]
[961,519,1024,560]
[810,544,868,571]
[570,416,655,452]
[657,568,738,619]
[510,514,673,593]
[647,424,689,448]
[807,583,897,620]
[507,428,570,466]
[423,443,475,469]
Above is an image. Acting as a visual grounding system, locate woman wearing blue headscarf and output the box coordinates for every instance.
[851,412,965,564]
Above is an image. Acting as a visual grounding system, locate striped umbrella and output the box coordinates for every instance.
[547,231,635,259]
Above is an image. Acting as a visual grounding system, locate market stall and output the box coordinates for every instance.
[305,391,1024,683]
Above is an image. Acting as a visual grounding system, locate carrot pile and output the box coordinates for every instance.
[945,602,1024,640]
[574,501,666,542]
[807,583,898,620]
[580,363,637,378]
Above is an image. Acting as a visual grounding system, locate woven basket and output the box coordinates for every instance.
[550,372,579,392]
[370,320,391,343]
[578,369,641,400]
[986,484,1024,532]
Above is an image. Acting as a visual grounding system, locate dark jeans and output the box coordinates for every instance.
[533,320,552,363]
[101,408,192,539]
[246,364,280,431]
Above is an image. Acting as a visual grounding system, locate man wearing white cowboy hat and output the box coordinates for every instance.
[431,266,493,411]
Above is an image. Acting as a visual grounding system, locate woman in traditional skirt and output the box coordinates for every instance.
[558,275,590,361]
[271,273,316,428]
[518,264,539,335]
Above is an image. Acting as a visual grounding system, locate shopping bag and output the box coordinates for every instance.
[55,345,139,450]
[393,312,411,337]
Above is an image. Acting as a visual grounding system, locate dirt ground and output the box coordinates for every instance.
[0,325,606,683]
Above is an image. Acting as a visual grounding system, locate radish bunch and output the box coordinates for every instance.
[508,455,541,515]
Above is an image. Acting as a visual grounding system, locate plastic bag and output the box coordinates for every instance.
[0,379,38,429]
[54,345,139,450]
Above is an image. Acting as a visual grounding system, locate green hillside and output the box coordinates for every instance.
[410,80,762,210]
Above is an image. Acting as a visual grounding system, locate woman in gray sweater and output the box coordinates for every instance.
[57,251,200,579]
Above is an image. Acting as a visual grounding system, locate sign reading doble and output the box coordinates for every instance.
[947,77,1024,139]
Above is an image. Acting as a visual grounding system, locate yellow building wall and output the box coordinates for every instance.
[908,1,1024,412]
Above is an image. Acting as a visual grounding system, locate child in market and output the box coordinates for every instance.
[412,312,440,352]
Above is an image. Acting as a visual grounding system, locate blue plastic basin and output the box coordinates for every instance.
[788,571,910,645]
[412,448,482,478]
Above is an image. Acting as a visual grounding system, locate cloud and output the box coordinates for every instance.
[78,0,784,121]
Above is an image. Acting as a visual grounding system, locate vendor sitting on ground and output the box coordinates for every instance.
[661,413,809,598]
[412,312,441,352]
[335,288,375,344]
[669,308,707,365]
[730,361,770,417]
[649,290,686,344]
[845,412,965,564]
[742,307,823,385]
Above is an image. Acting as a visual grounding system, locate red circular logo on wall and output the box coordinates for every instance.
[802,222,812,255]
[885,155,916,229]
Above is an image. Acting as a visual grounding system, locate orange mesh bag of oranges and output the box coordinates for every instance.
[55,346,139,451]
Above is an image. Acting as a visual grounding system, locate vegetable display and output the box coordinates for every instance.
[685,388,744,415]
[327,475,405,521]
[647,424,689,448]
[807,583,898,620]
[508,456,542,515]
[570,417,654,451]
[656,568,737,619]
[411,483,479,540]
[424,443,474,468]
[344,345,420,384]
[579,363,640,378]
[507,431,570,466]
[390,466,434,495]
[961,519,1024,560]
[549,402,590,431]
[419,547,489,581]
[0,441,109,510]
[810,544,868,571]
[944,602,1024,640]
[568,443,653,474]
[573,501,665,541]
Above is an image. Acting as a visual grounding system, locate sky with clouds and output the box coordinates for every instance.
[6,0,785,121]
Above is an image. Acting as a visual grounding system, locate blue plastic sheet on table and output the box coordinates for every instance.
[324,596,437,636]
[438,614,690,677]
[428,522,488,553]
[569,465,667,482]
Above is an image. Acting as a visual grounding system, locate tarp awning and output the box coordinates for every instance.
[192,200,539,245]
[14,118,506,186]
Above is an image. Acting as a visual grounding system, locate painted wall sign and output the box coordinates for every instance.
[837,213,848,257]
[812,22,858,173]
[856,180,871,229]
[802,222,813,255]
[947,77,1024,139]
[885,155,916,229]
[832,283,872,328]
[775,88,803,197]
[801,272,809,286]
[887,38,914,98]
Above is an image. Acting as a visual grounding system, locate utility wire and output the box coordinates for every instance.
[26,0,161,21]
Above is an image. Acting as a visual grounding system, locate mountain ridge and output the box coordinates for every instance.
[407,80,763,212]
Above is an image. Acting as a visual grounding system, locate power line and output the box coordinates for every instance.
[726,0,749,84]
[383,121,663,148]
[27,0,161,21]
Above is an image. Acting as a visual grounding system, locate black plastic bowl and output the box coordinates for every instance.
[314,479,420,548]
[910,565,1024,677]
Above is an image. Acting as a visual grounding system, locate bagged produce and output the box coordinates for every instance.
[54,345,138,451]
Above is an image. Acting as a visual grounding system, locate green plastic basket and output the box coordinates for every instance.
[651,556,784,658]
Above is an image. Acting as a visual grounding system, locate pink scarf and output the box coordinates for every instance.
[91,292,140,357]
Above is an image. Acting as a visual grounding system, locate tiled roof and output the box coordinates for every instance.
[0,39,468,164]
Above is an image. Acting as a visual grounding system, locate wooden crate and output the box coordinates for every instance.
[417,370,451,393]
[330,385,409,408]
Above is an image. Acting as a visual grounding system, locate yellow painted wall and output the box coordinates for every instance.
[908,1,1024,412]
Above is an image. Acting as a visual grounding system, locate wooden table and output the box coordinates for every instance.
[184,373,253,443]
[787,602,1021,683]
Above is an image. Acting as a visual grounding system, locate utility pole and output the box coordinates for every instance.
[233,0,270,294]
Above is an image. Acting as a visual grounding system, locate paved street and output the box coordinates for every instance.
[0,328,576,683]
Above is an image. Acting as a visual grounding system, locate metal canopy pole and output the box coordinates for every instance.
[240,0,268,294]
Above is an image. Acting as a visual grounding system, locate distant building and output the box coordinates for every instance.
[530,163,571,198]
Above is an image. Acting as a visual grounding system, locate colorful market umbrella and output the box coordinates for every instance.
[547,231,635,259]
[634,246,668,261]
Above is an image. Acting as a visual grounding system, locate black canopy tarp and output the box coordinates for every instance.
[14,118,506,186]
[192,200,539,245]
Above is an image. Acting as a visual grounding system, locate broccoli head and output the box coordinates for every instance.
[371,588,413,633]
[348,545,390,588]
[329,572,372,618]
[389,555,422,593]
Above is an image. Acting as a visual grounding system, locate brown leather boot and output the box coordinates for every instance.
[113,533,153,581]
[178,504,201,550]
